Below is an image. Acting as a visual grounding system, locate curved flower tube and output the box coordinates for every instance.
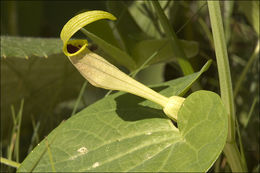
[60,10,185,121]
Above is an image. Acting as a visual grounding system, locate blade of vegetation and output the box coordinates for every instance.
[198,18,214,49]
[0,36,63,59]
[27,117,40,154]
[151,1,194,76]
[207,1,246,172]
[0,157,21,169]
[132,38,199,67]
[17,74,227,172]
[178,60,212,96]
[207,0,235,143]
[15,99,24,162]
[130,45,163,78]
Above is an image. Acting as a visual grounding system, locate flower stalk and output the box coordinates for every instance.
[60,10,185,121]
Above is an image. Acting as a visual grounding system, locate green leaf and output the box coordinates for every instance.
[0,36,63,59]
[1,53,85,139]
[132,38,199,66]
[18,69,227,172]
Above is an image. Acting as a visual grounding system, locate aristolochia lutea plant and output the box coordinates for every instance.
[60,10,185,121]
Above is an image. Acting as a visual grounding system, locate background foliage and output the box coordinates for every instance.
[1,1,259,172]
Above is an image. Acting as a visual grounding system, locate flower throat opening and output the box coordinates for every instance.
[67,44,82,54]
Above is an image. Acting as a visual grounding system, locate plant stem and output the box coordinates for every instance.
[244,97,258,128]
[223,142,244,172]
[207,1,235,142]
[7,1,18,35]
[15,99,24,162]
[207,1,246,172]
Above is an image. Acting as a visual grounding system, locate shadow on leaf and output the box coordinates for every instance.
[115,90,168,121]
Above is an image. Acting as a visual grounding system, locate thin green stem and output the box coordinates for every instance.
[130,40,168,78]
[151,0,194,76]
[234,40,260,98]
[0,157,20,169]
[207,1,235,141]
[207,1,246,172]
[71,81,88,116]
[198,18,214,49]
[244,97,258,128]
[28,135,57,172]
[176,2,207,34]
[15,99,24,162]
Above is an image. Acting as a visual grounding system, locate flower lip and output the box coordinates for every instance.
[60,10,116,47]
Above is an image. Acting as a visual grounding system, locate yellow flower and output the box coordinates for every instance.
[60,10,185,121]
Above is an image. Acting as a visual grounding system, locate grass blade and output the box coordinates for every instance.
[27,116,40,154]
[234,40,260,98]
[7,105,16,160]
[0,157,21,169]
[244,97,258,128]
[151,1,194,75]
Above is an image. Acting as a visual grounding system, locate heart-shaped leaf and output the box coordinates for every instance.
[0,36,63,59]
[17,76,227,172]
